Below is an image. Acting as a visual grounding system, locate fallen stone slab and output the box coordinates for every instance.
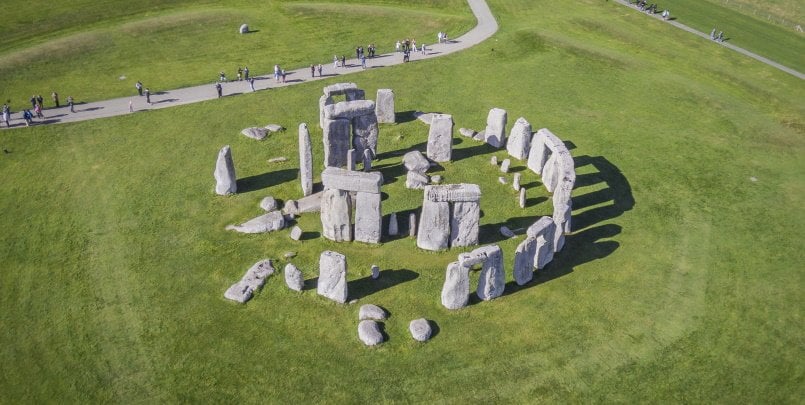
[260,196,278,212]
[359,304,387,321]
[459,127,477,138]
[289,225,303,241]
[284,263,304,291]
[265,124,285,132]
[500,226,516,238]
[403,150,431,173]
[226,211,285,233]
[241,127,268,140]
[409,319,432,342]
[224,259,275,303]
[268,157,287,163]
[296,190,323,213]
[358,320,384,346]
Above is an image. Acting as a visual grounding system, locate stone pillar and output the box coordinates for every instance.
[321,189,352,242]
[441,261,469,309]
[298,123,313,196]
[484,108,507,148]
[450,201,480,247]
[362,149,373,172]
[354,191,382,244]
[375,89,395,124]
[476,245,505,301]
[513,236,537,285]
[323,118,351,168]
[214,145,237,195]
[388,212,398,236]
[318,251,347,303]
[528,217,556,269]
[408,212,417,237]
[426,113,453,162]
[347,149,357,171]
[352,113,379,156]
[319,95,332,129]
[527,132,549,174]
[507,117,532,161]
[416,199,450,250]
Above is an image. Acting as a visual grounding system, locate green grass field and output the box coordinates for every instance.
[0,0,803,402]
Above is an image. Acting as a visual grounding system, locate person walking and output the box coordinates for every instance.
[248,77,256,92]
[30,95,37,109]
[135,81,143,96]
[317,64,323,77]
[67,96,75,113]
[52,92,59,108]
[281,69,287,83]
[311,64,315,77]
[710,28,716,40]
[333,55,339,68]
[34,103,43,119]
[145,88,151,104]
[36,95,44,108]
[274,65,280,82]
[395,40,401,53]
[361,54,367,69]
[129,100,134,113]
[22,109,33,126]
[2,104,10,127]
[421,43,427,55]
[215,82,223,98]
[243,66,249,80]
[341,55,346,67]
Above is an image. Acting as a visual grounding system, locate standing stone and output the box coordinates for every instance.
[298,123,313,197]
[417,199,450,251]
[542,150,569,193]
[403,150,431,173]
[352,113,379,156]
[409,213,417,237]
[519,187,526,208]
[553,218,566,253]
[358,320,384,346]
[371,264,380,279]
[484,108,508,148]
[214,145,237,195]
[490,155,498,166]
[513,236,537,285]
[449,201,480,247]
[284,263,304,291]
[319,95,332,129]
[375,89,395,124]
[528,217,556,269]
[239,24,249,34]
[527,130,550,174]
[388,212,399,236]
[409,319,432,342]
[346,148,357,171]
[323,118,351,168]
[506,117,532,160]
[512,173,521,191]
[426,113,453,162]
[476,245,505,301]
[500,158,511,173]
[441,261,470,309]
[320,189,352,242]
[362,149,373,172]
[317,250,347,303]
[354,192,382,244]
[289,225,303,241]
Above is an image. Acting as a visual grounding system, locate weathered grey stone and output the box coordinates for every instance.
[527,132,549,174]
[289,225,303,241]
[500,226,515,238]
[513,236,537,285]
[375,89,395,124]
[406,171,429,189]
[431,175,443,184]
[317,250,347,303]
[473,131,486,141]
[224,259,275,303]
[458,245,498,268]
[388,213,399,236]
[224,282,253,303]
[268,157,287,163]
[490,155,498,166]
[426,113,453,162]
[282,199,299,215]
[323,82,359,98]
[476,245,505,301]
[506,117,532,160]
[553,200,572,234]
[362,148,373,172]
[358,320,384,346]
[459,127,476,138]
[260,196,278,212]
[359,304,387,320]
[352,113,379,156]
[346,89,365,101]
[347,148,357,171]
[354,192,382,244]
[298,123,313,196]
[284,263,304,291]
[553,218,566,253]
[512,173,521,191]
[265,124,285,132]
[500,158,511,173]
[283,251,297,259]
[414,111,435,124]
[425,184,481,202]
[324,100,376,120]
[320,189,352,242]
[371,264,380,279]
[450,201,480,247]
[441,261,469,309]
[241,127,268,140]
[519,187,526,208]
[498,176,507,184]
[403,150,430,173]
[484,108,508,148]
[528,217,556,269]
[214,145,237,195]
[542,150,569,193]
[321,167,383,194]
[409,319,432,342]
[417,199,450,251]
[323,118,351,168]
[294,191,322,214]
[409,213,417,237]
[226,211,285,233]
[319,95,331,129]
[239,24,249,34]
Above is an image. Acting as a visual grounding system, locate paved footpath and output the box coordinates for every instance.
[1,0,497,130]
[615,0,804,80]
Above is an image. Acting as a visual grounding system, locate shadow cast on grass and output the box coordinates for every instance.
[236,168,297,193]
[348,269,419,300]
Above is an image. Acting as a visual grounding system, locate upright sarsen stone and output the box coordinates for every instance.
[214,145,237,195]
[323,118,351,168]
[354,192,382,244]
[507,117,532,160]
[426,113,453,162]
[484,108,508,148]
[318,250,348,303]
[352,113,379,156]
[527,131,550,174]
[476,245,505,301]
[417,199,450,251]
[441,261,470,309]
[450,201,480,247]
[375,89,395,124]
[513,236,537,285]
[298,123,313,196]
[320,189,352,242]
[528,216,556,269]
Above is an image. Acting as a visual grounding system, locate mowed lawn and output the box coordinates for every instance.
[0,0,803,402]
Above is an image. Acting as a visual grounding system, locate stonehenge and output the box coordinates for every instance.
[224,259,275,303]
[214,145,236,195]
[320,167,384,244]
[417,184,481,251]
[426,114,454,162]
[226,210,285,234]
[409,319,432,342]
[317,250,348,303]
[441,245,504,309]
[358,320,384,346]
[319,84,380,168]
[507,117,532,160]
[359,304,387,321]
[403,150,431,189]
[484,108,508,148]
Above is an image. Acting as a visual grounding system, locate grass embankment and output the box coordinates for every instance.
[0,0,803,402]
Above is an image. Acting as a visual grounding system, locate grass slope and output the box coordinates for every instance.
[0,0,803,402]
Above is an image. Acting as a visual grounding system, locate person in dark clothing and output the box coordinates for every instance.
[135,81,143,96]
[52,92,59,108]
[67,96,75,113]
[215,83,223,98]
[145,88,151,104]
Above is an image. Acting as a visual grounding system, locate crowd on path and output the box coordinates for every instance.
[628,0,730,43]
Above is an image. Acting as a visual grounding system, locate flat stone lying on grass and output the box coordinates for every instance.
[358,320,384,346]
[409,319,432,342]
[265,124,285,132]
[268,157,287,163]
[406,171,429,189]
[431,175,443,184]
[289,225,303,241]
[224,259,275,303]
[295,191,323,214]
[284,263,304,291]
[241,127,268,140]
[318,250,348,303]
[500,226,515,238]
[359,304,387,320]
[260,196,277,211]
[414,111,435,124]
[459,128,477,138]
[214,145,237,195]
[226,211,285,233]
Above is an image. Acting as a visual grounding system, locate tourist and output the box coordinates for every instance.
[716,31,724,42]
[129,100,134,112]
[248,77,256,92]
[395,40,401,53]
[710,28,716,40]
[219,71,227,82]
[22,109,33,126]
[437,32,443,43]
[145,88,151,104]
[274,65,280,82]
[243,66,249,80]
[355,46,361,60]
[412,39,417,52]
[361,55,367,69]
[67,96,74,113]
[237,67,243,81]
[311,64,315,77]
[421,43,427,55]
[36,95,43,108]
[333,55,339,68]
[215,82,222,98]
[52,92,59,108]
[2,104,10,127]
[135,81,143,96]
[317,64,323,77]
[341,55,346,67]
[34,103,43,119]
[282,69,287,83]
[30,95,36,109]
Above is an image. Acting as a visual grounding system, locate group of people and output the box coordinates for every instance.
[709,28,725,42]
[310,64,324,78]
[1,91,76,127]
[632,1,670,20]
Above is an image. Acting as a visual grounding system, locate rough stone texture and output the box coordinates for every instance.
[224,259,275,303]
[490,155,498,166]
[354,192,382,244]
[323,118,351,168]
[459,127,477,138]
[224,282,253,303]
[359,304,387,321]
[265,124,284,132]
[323,100,376,120]
[406,171,429,190]
[298,123,313,196]
[409,213,417,237]
[417,199,450,251]
[321,167,383,194]
[527,132,550,175]
[239,24,249,34]
[289,225,303,241]
[320,189,352,242]
[241,127,268,140]
[295,191,323,213]
[319,95,331,129]
[323,82,359,98]
[260,196,277,212]
[214,145,237,195]
[431,175,443,184]
[318,250,348,303]
[500,158,511,173]
[441,261,470,309]
[528,217,556,269]
[512,173,521,191]
[513,236,537,285]
[553,200,572,234]
[347,148,357,171]
[371,264,380,279]
[476,245,505,301]
[425,184,481,203]
[284,263,304,291]
[362,149,373,172]
[506,117,532,160]
[484,108,508,148]
[450,201,480,247]
[543,150,570,193]
[345,89,365,102]
[553,218,566,253]
[352,113,379,156]
[500,226,516,238]
[403,150,431,173]
[473,131,485,141]
[388,213,399,236]
[414,111,435,124]
[375,89,395,124]
[498,176,507,185]
[426,113,453,162]
[409,319,432,342]
[226,211,285,233]
[358,320,384,346]
[519,187,526,208]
